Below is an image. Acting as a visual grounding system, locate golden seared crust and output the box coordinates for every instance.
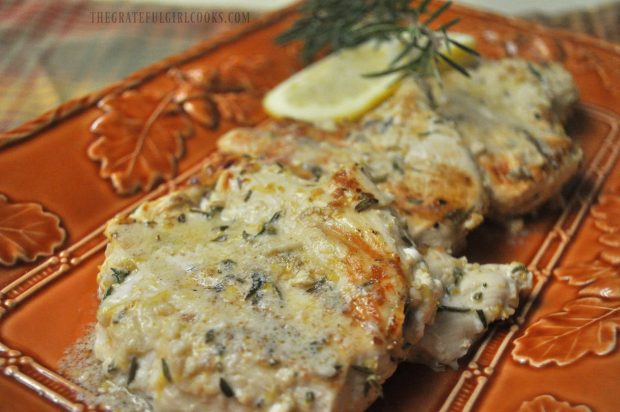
[94,159,437,412]
[432,59,582,217]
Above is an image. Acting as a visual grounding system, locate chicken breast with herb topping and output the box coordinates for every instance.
[219,118,532,369]
[217,66,543,368]
[411,248,531,367]
[219,78,486,252]
[431,59,582,217]
[94,157,441,412]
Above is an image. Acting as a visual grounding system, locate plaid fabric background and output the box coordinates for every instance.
[0,0,252,132]
[0,0,618,133]
[528,2,620,43]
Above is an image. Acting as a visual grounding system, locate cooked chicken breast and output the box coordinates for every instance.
[352,79,487,250]
[91,58,562,409]
[411,248,531,367]
[217,121,531,368]
[219,78,486,252]
[430,59,582,217]
[221,60,580,243]
[94,158,440,412]
[219,61,556,368]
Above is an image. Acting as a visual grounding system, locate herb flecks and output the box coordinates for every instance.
[407,197,423,205]
[127,357,139,386]
[190,206,224,220]
[103,286,113,300]
[452,266,464,286]
[247,211,282,239]
[306,278,326,293]
[211,234,228,242]
[438,303,487,327]
[437,304,470,313]
[276,0,478,79]
[219,259,236,272]
[392,160,404,174]
[245,272,266,303]
[161,358,173,382]
[355,192,379,212]
[219,377,235,398]
[111,268,130,284]
[273,283,284,301]
[527,62,543,81]
[309,165,323,181]
[476,309,487,328]
[244,190,253,202]
[105,268,131,298]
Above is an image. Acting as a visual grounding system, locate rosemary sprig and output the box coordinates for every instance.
[277,0,478,79]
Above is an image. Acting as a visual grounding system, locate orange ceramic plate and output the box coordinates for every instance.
[1,4,620,412]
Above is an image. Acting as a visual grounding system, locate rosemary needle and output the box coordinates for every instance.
[277,0,479,79]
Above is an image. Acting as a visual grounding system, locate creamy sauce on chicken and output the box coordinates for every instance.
[94,160,439,412]
[84,57,581,411]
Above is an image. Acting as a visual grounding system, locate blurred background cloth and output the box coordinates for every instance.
[0,0,619,132]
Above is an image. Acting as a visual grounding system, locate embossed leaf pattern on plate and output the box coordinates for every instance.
[0,194,66,266]
[555,260,620,298]
[512,297,620,367]
[600,248,620,266]
[89,90,194,195]
[89,57,272,195]
[591,194,620,233]
[172,65,265,129]
[513,192,620,366]
[591,194,620,261]
[518,394,592,412]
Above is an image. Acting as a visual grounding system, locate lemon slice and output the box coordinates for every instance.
[265,32,476,122]
[264,40,402,122]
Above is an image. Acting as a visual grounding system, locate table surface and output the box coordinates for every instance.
[0,0,618,133]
